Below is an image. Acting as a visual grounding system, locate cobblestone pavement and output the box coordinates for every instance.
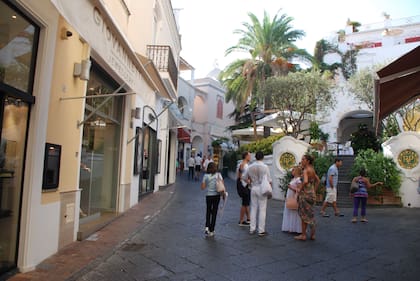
[7,175,420,281]
[69,175,420,281]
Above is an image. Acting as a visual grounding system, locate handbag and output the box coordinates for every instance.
[350,181,359,193]
[286,193,298,210]
[216,173,226,193]
[261,175,273,199]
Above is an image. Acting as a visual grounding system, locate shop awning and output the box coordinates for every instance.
[375,45,420,128]
[165,102,191,142]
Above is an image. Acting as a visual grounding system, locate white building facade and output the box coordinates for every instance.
[321,15,420,143]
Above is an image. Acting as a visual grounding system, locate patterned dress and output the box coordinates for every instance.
[297,180,316,226]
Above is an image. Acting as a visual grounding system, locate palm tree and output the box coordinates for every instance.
[219,10,311,138]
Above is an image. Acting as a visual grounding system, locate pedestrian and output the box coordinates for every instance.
[281,166,302,234]
[237,151,251,226]
[187,154,195,180]
[320,158,343,217]
[351,168,383,223]
[244,151,271,236]
[194,153,202,181]
[201,162,223,237]
[295,154,320,241]
[203,154,214,172]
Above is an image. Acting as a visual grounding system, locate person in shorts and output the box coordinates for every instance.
[237,151,251,226]
[320,158,343,217]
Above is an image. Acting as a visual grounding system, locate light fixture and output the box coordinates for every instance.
[73,59,91,81]
[131,107,141,119]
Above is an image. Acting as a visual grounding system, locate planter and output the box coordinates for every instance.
[367,189,402,207]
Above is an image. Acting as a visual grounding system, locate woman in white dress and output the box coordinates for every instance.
[282,166,302,234]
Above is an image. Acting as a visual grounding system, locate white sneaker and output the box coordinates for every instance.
[208,231,215,237]
[204,227,209,235]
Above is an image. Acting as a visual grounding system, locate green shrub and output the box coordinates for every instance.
[350,149,402,195]
[238,135,284,155]
[350,123,381,155]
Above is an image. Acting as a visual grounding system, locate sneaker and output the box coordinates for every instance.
[204,227,209,234]
[249,230,256,235]
[208,231,215,237]
[239,221,250,226]
[351,217,357,223]
[361,218,368,223]
[320,211,330,217]
[258,232,268,237]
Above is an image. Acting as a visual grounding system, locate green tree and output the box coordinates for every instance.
[219,11,311,138]
[348,66,420,136]
[260,71,334,138]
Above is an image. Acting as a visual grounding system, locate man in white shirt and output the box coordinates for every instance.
[187,155,195,180]
[202,155,213,172]
[194,153,203,181]
[244,151,272,236]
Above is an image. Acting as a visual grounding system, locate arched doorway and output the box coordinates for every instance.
[192,135,203,156]
[337,110,373,143]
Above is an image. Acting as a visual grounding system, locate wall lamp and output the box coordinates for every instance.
[60,27,73,40]
[73,59,91,81]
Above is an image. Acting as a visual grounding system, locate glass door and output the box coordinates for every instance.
[0,96,29,274]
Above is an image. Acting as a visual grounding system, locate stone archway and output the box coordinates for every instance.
[337,110,373,143]
[192,135,204,156]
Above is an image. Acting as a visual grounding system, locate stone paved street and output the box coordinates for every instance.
[67,175,420,281]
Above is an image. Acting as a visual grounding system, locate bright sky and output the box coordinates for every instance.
[172,0,420,78]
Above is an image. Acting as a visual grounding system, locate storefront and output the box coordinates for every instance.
[78,61,124,237]
[0,0,39,274]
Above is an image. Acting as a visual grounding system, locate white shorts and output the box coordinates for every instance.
[324,187,337,203]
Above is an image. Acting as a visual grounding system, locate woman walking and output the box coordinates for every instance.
[201,162,223,237]
[351,168,383,223]
[281,166,302,234]
[295,154,320,241]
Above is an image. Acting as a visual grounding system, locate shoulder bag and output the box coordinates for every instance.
[350,180,359,193]
[261,174,273,199]
[216,173,226,193]
[286,192,298,210]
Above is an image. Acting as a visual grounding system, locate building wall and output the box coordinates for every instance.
[7,0,180,274]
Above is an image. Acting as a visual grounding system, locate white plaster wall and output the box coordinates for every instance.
[16,0,60,272]
[271,137,311,200]
[382,132,420,208]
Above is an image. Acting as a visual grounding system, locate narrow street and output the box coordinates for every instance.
[66,175,420,281]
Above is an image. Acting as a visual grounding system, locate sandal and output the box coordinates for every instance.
[361,218,368,223]
[294,234,306,241]
[351,217,357,223]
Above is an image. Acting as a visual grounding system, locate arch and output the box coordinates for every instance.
[192,135,204,156]
[177,96,188,115]
[337,110,373,142]
[216,98,223,119]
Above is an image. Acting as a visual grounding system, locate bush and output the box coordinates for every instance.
[350,123,381,155]
[350,149,402,195]
[238,135,284,155]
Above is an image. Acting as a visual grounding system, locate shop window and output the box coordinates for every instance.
[0,0,40,94]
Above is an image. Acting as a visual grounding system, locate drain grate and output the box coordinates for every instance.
[120,243,146,252]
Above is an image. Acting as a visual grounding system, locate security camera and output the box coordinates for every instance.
[61,28,73,40]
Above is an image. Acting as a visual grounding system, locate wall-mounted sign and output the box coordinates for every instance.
[397,149,419,170]
[279,152,296,170]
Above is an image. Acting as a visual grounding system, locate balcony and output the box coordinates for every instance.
[147,45,178,90]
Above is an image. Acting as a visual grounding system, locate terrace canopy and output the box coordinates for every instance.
[374,45,420,131]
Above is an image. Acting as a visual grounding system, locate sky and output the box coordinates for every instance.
[172,0,420,78]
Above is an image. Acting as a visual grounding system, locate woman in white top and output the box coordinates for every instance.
[201,162,223,237]
[281,166,302,234]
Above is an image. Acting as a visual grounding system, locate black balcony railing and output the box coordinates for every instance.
[146,45,178,89]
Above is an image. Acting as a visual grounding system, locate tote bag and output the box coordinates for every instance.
[286,192,298,210]
[216,173,226,193]
[261,174,272,199]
